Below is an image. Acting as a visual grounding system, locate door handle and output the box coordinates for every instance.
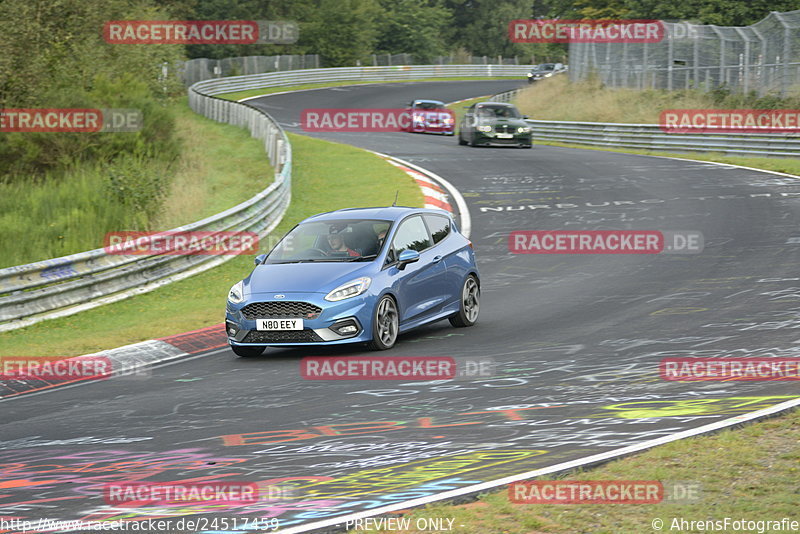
[432,255,442,263]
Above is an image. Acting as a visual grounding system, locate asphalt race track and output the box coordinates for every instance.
[2,80,800,533]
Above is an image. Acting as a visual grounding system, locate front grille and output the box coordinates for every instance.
[241,301,322,320]
[494,124,512,133]
[243,330,323,343]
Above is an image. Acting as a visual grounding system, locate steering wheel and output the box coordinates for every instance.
[304,247,329,257]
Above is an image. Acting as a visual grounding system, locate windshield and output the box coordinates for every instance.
[476,105,522,119]
[538,63,556,72]
[265,219,392,263]
[414,102,443,110]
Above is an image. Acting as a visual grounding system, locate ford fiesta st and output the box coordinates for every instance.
[225,207,480,357]
[406,99,456,135]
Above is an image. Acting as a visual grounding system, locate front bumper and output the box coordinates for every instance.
[226,292,373,347]
[473,132,532,146]
[410,122,455,134]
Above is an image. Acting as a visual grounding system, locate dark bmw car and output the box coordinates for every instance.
[458,102,532,148]
[225,207,480,356]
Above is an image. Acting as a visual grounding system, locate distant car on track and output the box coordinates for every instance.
[225,207,480,357]
[458,102,532,148]
[406,99,455,135]
[527,62,567,83]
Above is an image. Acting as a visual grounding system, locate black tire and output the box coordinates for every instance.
[449,275,480,327]
[367,295,399,350]
[231,344,264,358]
[458,134,467,145]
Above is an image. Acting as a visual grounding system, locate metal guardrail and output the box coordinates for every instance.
[0,65,529,331]
[0,89,292,331]
[493,89,800,157]
[194,65,531,96]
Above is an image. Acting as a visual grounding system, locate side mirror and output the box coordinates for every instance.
[396,249,420,270]
[254,254,267,266]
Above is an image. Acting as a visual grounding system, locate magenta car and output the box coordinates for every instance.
[406,99,455,135]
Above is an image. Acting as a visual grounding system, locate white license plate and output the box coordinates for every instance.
[496,133,514,138]
[256,318,303,331]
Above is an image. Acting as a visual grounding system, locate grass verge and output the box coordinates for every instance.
[0,98,271,269]
[353,407,800,533]
[0,133,422,357]
[218,77,523,102]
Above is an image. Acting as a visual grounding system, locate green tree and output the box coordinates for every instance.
[375,0,452,62]
[301,0,381,66]
[622,0,799,26]
[445,0,534,57]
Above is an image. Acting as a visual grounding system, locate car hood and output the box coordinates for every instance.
[244,261,373,295]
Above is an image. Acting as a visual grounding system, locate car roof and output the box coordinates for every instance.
[303,206,451,223]
[413,99,445,105]
[476,101,516,107]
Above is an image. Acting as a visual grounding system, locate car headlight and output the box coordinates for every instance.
[517,127,531,133]
[228,280,244,304]
[413,114,425,122]
[325,277,371,302]
[477,125,492,132]
[527,73,533,77]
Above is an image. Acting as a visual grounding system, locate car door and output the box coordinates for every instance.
[387,215,448,324]
[423,214,461,307]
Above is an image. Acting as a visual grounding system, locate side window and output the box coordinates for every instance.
[392,216,431,256]
[424,215,450,244]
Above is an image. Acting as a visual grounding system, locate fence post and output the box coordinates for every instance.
[642,41,649,89]
[667,24,674,90]
[715,27,726,88]
[774,12,792,97]
[692,28,700,89]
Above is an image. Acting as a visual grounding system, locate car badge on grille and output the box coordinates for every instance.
[274,294,285,299]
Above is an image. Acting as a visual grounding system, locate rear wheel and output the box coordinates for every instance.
[449,275,480,327]
[231,344,264,358]
[368,295,399,350]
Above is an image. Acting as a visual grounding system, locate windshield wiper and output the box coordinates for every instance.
[269,259,325,264]
[346,254,378,262]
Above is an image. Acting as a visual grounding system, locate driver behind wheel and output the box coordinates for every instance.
[327,227,359,256]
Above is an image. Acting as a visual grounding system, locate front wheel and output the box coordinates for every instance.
[449,275,480,327]
[458,134,467,145]
[230,344,264,358]
[367,295,399,350]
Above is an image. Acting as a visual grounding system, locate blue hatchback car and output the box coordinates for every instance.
[225,207,480,356]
